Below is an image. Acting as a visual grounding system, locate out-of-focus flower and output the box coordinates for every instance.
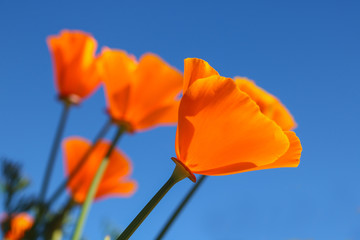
[63,137,137,203]
[173,58,302,181]
[235,77,296,131]
[47,30,101,104]
[99,48,183,132]
[2,213,33,240]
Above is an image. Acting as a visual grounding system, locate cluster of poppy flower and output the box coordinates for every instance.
[2,30,301,239]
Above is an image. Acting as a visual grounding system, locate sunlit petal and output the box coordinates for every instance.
[3,213,33,240]
[47,30,101,102]
[63,137,136,203]
[101,49,182,132]
[235,77,297,130]
[177,76,290,175]
[183,58,219,92]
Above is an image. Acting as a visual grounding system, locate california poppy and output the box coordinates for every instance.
[63,137,137,203]
[100,48,183,132]
[235,77,296,131]
[2,213,33,240]
[174,58,302,179]
[117,58,302,240]
[47,30,101,104]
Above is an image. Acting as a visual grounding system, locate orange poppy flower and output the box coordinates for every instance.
[2,213,33,240]
[63,137,137,203]
[235,77,296,131]
[47,30,101,104]
[100,48,183,132]
[174,58,302,180]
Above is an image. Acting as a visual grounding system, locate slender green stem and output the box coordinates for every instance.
[44,198,76,239]
[116,161,191,240]
[26,118,110,240]
[71,126,126,240]
[39,102,71,202]
[26,103,71,239]
[155,175,207,240]
[47,119,112,206]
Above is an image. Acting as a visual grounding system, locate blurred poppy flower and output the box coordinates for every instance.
[99,48,183,132]
[2,213,33,240]
[47,30,101,104]
[174,58,302,181]
[63,137,137,203]
[235,77,296,131]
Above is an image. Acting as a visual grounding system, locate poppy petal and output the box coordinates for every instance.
[259,131,302,169]
[63,137,94,202]
[134,53,182,107]
[100,48,137,121]
[183,58,219,92]
[100,143,132,181]
[235,77,297,131]
[175,128,180,160]
[63,137,92,182]
[177,76,290,175]
[126,53,182,128]
[195,132,301,175]
[95,180,137,200]
[135,101,180,131]
[47,30,100,100]
[100,48,137,94]
[4,213,33,240]
[100,49,183,132]
[63,137,136,203]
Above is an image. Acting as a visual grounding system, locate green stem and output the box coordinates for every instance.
[44,198,76,239]
[39,102,71,202]
[47,119,112,206]
[155,175,207,240]
[71,126,126,240]
[25,103,71,239]
[116,161,191,240]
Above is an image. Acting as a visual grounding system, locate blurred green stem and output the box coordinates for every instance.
[26,102,71,239]
[39,102,71,202]
[71,126,126,240]
[45,198,76,240]
[47,119,112,206]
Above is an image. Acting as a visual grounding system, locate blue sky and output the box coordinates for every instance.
[0,0,360,239]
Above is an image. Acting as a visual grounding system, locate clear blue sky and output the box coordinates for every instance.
[1,0,359,239]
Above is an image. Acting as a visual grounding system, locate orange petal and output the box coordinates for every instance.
[63,137,94,202]
[63,137,136,203]
[272,105,297,132]
[98,144,132,181]
[134,53,182,106]
[126,53,182,130]
[183,58,219,92]
[4,213,33,240]
[94,144,136,201]
[235,77,297,130]
[47,30,100,101]
[195,131,301,175]
[95,180,137,201]
[257,131,302,169]
[175,128,180,159]
[101,50,183,132]
[135,101,180,131]
[177,76,290,175]
[100,48,137,121]
[63,137,92,180]
[100,48,137,94]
